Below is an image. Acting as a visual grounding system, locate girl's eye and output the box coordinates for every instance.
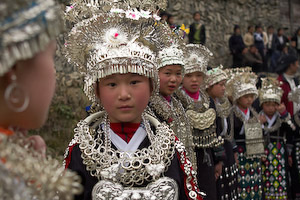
[130,80,140,85]
[176,73,182,76]
[108,83,116,87]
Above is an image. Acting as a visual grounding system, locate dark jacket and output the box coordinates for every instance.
[188,23,206,45]
[267,33,278,51]
[276,34,289,51]
[229,34,245,56]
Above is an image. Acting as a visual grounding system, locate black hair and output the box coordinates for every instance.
[193,11,201,18]
[234,25,240,32]
[276,54,298,74]
[255,25,262,30]
[159,11,169,17]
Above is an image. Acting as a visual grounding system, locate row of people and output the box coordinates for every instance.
[229,24,299,73]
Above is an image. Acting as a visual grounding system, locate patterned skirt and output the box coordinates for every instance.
[262,141,288,200]
[237,145,263,200]
[217,140,238,200]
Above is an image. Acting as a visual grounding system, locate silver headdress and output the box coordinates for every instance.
[156,25,186,70]
[157,43,185,69]
[226,67,258,102]
[259,77,283,105]
[205,65,228,89]
[184,44,213,75]
[0,0,64,76]
[65,0,166,23]
[65,11,160,102]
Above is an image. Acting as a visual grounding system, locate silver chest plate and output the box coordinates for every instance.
[92,177,178,200]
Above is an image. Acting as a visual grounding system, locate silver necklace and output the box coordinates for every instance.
[75,112,176,186]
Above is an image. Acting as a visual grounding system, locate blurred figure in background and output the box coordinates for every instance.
[229,25,246,68]
[243,25,254,47]
[188,11,206,45]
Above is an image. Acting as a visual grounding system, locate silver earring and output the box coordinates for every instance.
[4,74,29,113]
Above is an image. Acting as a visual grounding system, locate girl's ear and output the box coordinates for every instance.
[94,80,100,99]
[149,78,154,94]
[2,64,17,85]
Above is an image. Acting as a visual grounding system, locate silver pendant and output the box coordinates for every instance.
[92,177,178,200]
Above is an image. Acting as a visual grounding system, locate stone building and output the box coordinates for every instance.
[166,0,300,67]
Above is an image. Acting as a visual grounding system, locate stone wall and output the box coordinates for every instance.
[166,0,281,67]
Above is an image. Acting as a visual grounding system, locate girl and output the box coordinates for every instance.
[258,77,294,199]
[226,69,265,200]
[0,0,81,199]
[147,38,197,169]
[206,66,238,200]
[175,44,224,200]
[64,11,203,200]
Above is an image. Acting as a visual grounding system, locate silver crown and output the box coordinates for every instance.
[259,77,283,105]
[65,12,160,102]
[205,65,228,89]
[184,44,213,75]
[0,0,64,76]
[226,67,258,102]
[157,44,185,69]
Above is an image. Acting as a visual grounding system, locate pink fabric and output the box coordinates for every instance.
[164,95,172,103]
[183,88,200,101]
[239,107,249,115]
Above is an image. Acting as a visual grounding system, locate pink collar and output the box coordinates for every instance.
[164,95,171,103]
[183,88,200,101]
[239,107,249,115]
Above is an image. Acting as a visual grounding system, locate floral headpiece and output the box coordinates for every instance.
[205,65,228,89]
[0,0,64,76]
[259,77,283,105]
[65,11,161,102]
[184,44,213,75]
[226,67,258,102]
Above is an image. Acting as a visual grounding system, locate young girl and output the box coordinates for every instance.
[147,38,197,169]
[0,0,81,199]
[174,44,224,200]
[226,69,265,200]
[205,66,238,200]
[64,11,203,200]
[258,77,294,200]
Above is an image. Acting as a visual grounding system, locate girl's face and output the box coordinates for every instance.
[207,80,226,99]
[97,73,151,123]
[159,65,182,97]
[182,71,204,93]
[237,94,255,109]
[0,41,57,129]
[290,61,299,74]
[262,101,277,117]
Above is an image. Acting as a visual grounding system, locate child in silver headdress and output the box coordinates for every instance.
[258,77,294,200]
[147,35,197,170]
[226,68,264,199]
[63,8,203,200]
[205,66,239,200]
[174,44,224,200]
